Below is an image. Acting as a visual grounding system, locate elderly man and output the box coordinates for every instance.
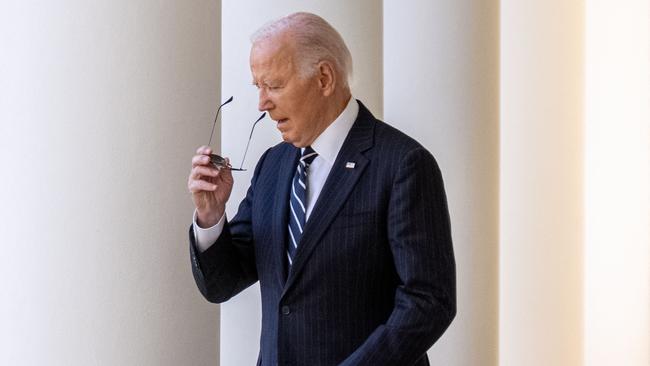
[188,12,456,366]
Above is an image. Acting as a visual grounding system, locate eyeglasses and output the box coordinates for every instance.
[206,96,266,171]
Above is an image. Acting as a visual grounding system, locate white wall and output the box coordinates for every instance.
[0,1,221,365]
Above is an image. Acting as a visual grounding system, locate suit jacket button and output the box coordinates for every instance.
[281,305,290,315]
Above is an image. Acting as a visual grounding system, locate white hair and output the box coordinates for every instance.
[251,12,353,88]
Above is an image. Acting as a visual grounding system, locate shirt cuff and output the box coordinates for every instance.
[192,210,226,253]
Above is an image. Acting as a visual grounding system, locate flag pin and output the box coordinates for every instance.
[345,162,356,169]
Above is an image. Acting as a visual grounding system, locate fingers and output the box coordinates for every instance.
[189,148,234,195]
[188,166,218,191]
[192,147,233,173]
[188,147,233,216]
[190,165,219,180]
[192,154,212,168]
[196,145,212,155]
[188,179,217,193]
[192,153,234,172]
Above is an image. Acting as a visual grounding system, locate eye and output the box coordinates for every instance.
[265,81,284,91]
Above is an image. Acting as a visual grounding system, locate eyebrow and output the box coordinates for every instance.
[252,79,282,87]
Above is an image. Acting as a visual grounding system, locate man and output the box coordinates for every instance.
[188,12,455,366]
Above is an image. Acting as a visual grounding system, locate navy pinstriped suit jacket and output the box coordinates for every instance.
[190,101,456,366]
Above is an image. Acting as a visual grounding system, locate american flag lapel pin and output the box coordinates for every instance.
[345,162,356,169]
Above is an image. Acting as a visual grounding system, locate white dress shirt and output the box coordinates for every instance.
[193,96,359,252]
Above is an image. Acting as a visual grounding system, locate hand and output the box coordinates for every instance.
[188,146,234,227]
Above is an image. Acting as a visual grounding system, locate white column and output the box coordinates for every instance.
[0,1,221,365]
[220,2,382,365]
[584,0,649,365]
[384,1,499,365]
[500,1,584,365]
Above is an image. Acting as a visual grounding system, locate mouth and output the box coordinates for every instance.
[276,118,289,129]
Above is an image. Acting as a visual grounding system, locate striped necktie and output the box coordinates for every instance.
[287,146,318,266]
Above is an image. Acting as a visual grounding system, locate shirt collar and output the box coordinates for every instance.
[308,96,359,165]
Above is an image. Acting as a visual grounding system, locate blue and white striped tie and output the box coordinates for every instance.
[287,146,318,266]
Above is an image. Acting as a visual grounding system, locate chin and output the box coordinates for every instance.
[279,131,307,147]
[280,133,295,144]
[281,135,304,148]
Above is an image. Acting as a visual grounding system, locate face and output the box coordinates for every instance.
[250,35,330,147]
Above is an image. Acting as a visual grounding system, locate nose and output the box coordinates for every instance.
[258,88,273,111]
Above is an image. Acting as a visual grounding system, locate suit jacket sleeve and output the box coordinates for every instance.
[341,146,457,365]
[188,149,271,303]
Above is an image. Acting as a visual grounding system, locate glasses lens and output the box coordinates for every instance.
[210,154,229,169]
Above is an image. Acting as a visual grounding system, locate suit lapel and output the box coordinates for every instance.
[271,146,300,286]
[282,102,375,294]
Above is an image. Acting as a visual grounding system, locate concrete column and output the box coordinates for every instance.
[584,0,649,365]
[384,1,500,365]
[500,1,584,365]
[220,2,382,365]
[0,1,221,365]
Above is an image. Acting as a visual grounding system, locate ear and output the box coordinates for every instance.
[316,60,336,96]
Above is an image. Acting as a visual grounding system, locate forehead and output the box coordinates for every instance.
[250,36,296,80]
